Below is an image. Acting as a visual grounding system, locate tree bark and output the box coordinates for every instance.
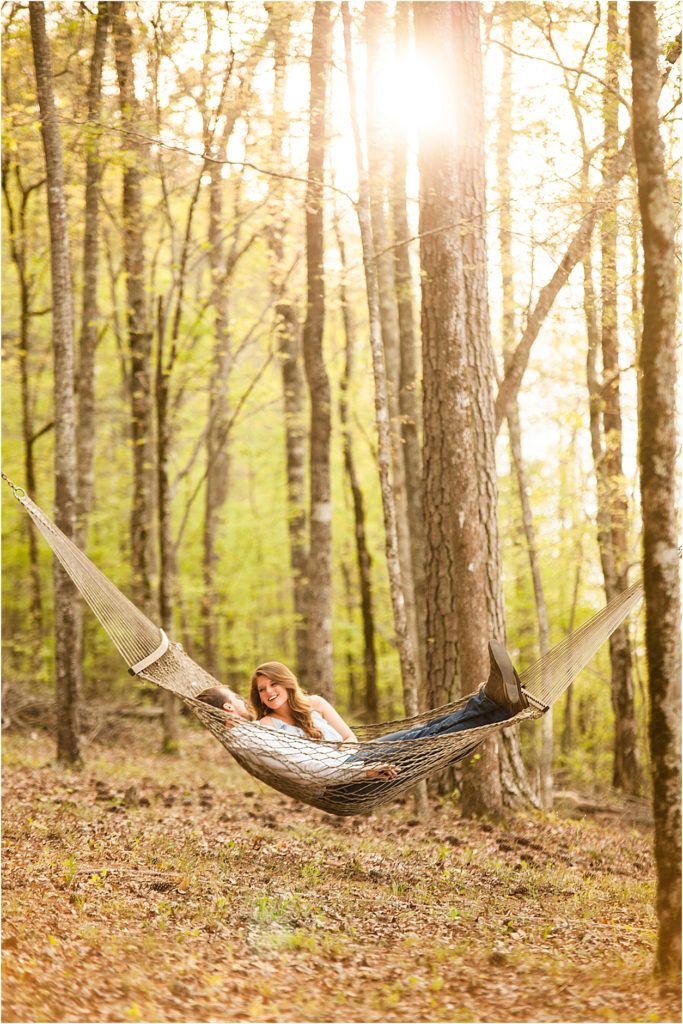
[414,1,502,818]
[341,1,420,724]
[364,2,421,692]
[29,1,81,766]
[392,2,426,689]
[266,5,309,685]
[1,150,44,637]
[600,4,640,794]
[497,13,552,809]
[630,0,681,980]
[112,2,155,612]
[302,2,334,699]
[336,222,379,723]
[76,2,110,550]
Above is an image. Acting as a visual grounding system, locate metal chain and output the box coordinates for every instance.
[1,473,26,499]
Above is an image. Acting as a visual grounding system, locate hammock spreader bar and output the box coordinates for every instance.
[128,629,169,676]
[4,475,644,816]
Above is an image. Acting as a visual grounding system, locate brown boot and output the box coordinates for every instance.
[484,640,529,713]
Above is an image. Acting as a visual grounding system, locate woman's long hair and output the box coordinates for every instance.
[249,661,323,740]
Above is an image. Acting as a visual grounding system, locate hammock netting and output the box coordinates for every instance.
[11,486,643,816]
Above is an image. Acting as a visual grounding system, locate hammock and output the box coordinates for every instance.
[6,478,644,817]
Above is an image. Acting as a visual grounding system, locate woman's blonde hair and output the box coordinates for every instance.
[249,661,323,740]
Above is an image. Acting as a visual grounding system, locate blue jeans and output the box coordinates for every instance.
[327,690,513,800]
[378,688,512,745]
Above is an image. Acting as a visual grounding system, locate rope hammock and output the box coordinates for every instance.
[6,479,644,817]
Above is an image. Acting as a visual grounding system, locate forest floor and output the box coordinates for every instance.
[2,718,680,1024]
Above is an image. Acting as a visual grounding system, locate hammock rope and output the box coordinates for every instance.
[5,477,644,817]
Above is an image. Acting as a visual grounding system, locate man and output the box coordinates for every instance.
[195,641,527,794]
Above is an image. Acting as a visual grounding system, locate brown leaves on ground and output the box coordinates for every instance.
[2,726,680,1023]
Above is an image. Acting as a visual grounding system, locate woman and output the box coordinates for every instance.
[249,661,358,743]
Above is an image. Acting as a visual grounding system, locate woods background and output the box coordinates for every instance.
[1,0,681,979]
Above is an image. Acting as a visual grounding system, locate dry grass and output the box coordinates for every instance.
[2,722,680,1023]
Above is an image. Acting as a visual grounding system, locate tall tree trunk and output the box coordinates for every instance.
[341,2,420,724]
[336,222,378,722]
[364,2,421,692]
[29,1,81,766]
[630,1,681,979]
[414,1,503,818]
[112,2,154,612]
[267,4,309,684]
[392,2,426,689]
[497,13,552,808]
[600,3,640,794]
[76,1,110,550]
[302,2,334,699]
[155,299,179,753]
[1,155,44,637]
[202,159,232,678]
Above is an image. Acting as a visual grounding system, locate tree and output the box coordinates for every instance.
[414,1,503,817]
[112,2,155,612]
[266,3,310,685]
[76,2,110,550]
[302,2,334,699]
[496,7,553,808]
[599,3,640,794]
[630,0,681,980]
[341,1,422,736]
[29,1,81,766]
[364,2,421,688]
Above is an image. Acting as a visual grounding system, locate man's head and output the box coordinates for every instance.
[197,685,252,721]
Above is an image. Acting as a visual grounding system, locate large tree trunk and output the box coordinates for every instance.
[267,5,309,685]
[630,1,681,980]
[336,222,378,723]
[29,1,81,766]
[76,2,110,550]
[600,4,640,794]
[112,2,154,612]
[302,2,334,699]
[414,2,503,818]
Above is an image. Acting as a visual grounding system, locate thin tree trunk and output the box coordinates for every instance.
[497,12,552,808]
[630,1,681,979]
[112,2,154,612]
[29,1,81,766]
[1,156,44,635]
[76,2,110,550]
[202,159,232,678]
[392,2,426,689]
[267,5,309,684]
[600,3,640,794]
[336,221,378,723]
[155,298,179,753]
[302,2,334,699]
[341,2,420,722]
[365,2,421,691]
